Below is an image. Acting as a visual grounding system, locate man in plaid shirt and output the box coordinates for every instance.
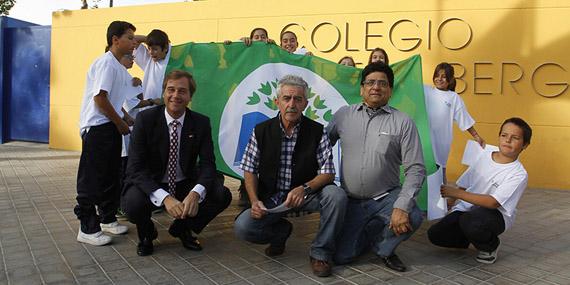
[234,75,347,277]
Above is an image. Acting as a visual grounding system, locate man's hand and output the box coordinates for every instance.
[116,120,131,135]
[284,186,305,208]
[389,208,412,236]
[250,201,267,219]
[182,191,200,218]
[164,196,184,219]
[132,77,142,87]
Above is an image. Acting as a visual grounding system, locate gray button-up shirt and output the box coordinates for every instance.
[326,103,426,212]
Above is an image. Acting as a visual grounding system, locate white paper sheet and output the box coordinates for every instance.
[261,203,290,214]
[427,167,447,220]
[461,140,499,166]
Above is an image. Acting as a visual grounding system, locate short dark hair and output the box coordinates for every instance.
[433,62,457,91]
[360,62,394,88]
[499,117,532,145]
[106,21,136,48]
[163,70,197,97]
[147,29,169,51]
[250,27,268,39]
[368,47,389,65]
[280,30,297,42]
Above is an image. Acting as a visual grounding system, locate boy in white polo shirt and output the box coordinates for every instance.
[134,29,171,109]
[75,21,137,246]
[427,117,532,264]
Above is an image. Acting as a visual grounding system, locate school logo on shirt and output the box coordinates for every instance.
[218,63,347,178]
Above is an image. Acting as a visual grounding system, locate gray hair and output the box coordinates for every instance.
[276,75,308,98]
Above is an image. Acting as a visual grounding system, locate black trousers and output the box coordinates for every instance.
[427,208,505,252]
[121,176,232,241]
[75,122,122,234]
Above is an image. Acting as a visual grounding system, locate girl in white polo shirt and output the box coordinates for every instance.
[427,117,532,264]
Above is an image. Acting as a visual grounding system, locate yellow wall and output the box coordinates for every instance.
[50,0,570,189]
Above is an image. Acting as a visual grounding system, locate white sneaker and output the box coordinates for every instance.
[77,230,112,246]
[476,245,499,264]
[100,221,129,235]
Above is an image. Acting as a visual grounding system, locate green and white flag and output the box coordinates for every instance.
[166,42,436,210]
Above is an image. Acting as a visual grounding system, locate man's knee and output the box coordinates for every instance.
[121,186,152,223]
[408,205,424,231]
[321,185,347,205]
[234,210,254,241]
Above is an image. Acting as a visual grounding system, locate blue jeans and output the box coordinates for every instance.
[234,185,347,261]
[334,188,424,264]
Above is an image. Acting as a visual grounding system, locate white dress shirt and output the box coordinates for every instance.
[149,109,206,206]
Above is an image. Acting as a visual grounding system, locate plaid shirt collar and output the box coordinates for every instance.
[278,113,302,139]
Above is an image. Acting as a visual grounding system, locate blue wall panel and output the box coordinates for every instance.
[5,25,51,142]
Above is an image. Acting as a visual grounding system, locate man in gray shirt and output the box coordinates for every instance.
[326,62,425,272]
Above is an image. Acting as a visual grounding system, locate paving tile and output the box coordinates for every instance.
[500,270,538,284]
[487,276,524,285]
[284,276,320,285]
[463,268,496,281]
[447,274,483,285]
[247,273,283,284]
[407,271,441,284]
[541,274,570,285]
[345,274,385,285]
[209,270,244,284]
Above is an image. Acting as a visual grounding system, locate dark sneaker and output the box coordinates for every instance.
[476,247,499,264]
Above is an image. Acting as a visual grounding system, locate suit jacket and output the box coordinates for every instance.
[124,105,216,196]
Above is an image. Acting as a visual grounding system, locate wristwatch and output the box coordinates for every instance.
[303,183,312,196]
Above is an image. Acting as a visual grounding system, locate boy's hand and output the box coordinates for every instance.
[116,120,130,135]
[441,184,462,199]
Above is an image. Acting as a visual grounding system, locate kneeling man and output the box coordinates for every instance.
[234,75,347,277]
[122,70,231,256]
[326,62,426,272]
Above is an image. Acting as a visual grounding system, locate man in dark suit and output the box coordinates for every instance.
[122,70,231,256]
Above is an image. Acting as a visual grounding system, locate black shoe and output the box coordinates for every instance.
[137,227,158,256]
[179,231,202,251]
[380,254,407,272]
[264,219,292,257]
[169,226,202,251]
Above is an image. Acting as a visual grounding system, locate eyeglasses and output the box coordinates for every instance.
[363,79,389,88]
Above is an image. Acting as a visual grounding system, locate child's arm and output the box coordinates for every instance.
[94,91,130,135]
[441,184,500,209]
[467,126,486,148]
[134,35,147,47]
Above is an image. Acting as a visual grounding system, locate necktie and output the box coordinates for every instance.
[167,120,180,195]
